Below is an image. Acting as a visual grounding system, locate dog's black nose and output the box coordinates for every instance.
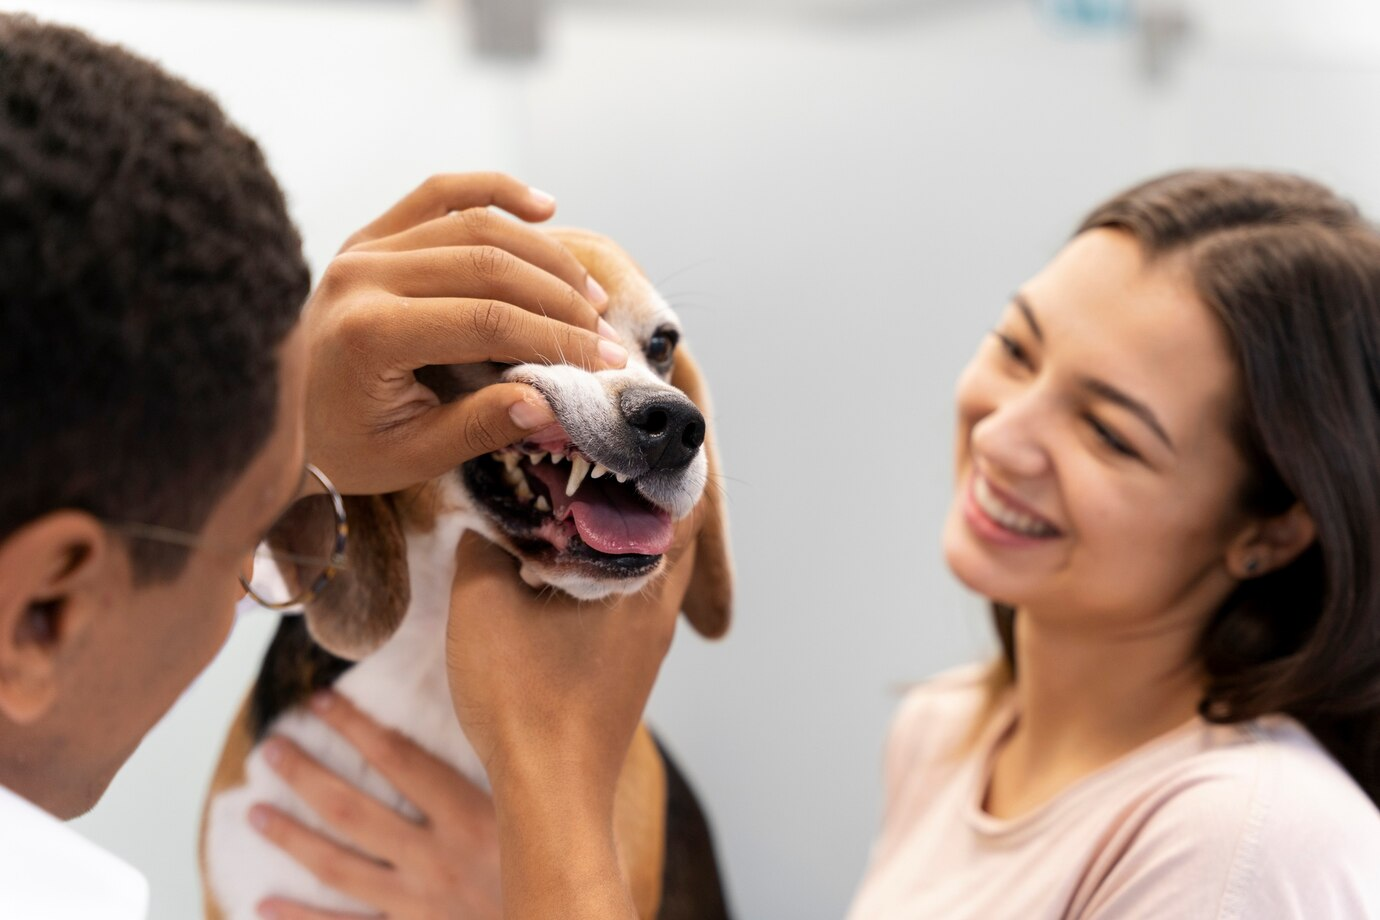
[621,389,706,471]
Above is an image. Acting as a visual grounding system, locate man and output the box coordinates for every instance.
[0,15,684,917]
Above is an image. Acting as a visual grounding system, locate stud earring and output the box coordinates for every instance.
[1244,557,1260,575]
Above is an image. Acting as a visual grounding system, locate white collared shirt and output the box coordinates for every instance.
[0,783,148,919]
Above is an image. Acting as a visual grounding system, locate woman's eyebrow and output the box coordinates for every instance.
[1079,376,1176,452]
[1013,292,1044,342]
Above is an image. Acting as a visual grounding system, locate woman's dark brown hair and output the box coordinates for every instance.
[989,169,1380,807]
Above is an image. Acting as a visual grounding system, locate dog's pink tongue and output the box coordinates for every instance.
[569,485,673,556]
[525,463,673,556]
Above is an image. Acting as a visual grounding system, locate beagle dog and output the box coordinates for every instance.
[199,229,733,920]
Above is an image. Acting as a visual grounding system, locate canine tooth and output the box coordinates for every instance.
[502,466,525,488]
[534,495,551,512]
[566,456,591,496]
[515,478,534,502]
[591,463,608,479]
[501,453,520,472]
[615,472,628,484]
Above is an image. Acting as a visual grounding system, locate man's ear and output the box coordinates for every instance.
[0,512,113,724]
[671,346,733,639]
[1227,501,1317,580]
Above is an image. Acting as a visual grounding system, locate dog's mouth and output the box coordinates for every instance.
[461,424,672,579]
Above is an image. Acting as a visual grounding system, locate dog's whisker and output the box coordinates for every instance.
[652,258,715,289]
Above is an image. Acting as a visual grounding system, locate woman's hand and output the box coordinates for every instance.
[445,527,700,919]
[303,171,629,495]
[250,691,500,920]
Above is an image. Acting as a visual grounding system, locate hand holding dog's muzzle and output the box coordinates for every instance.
[444,523,697,918]
[302,171,630,496]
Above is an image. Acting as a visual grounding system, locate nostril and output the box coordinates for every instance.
[683,420,705,450]
[642,409,669,437]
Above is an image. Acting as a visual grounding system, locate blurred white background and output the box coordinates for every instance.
[4,0,1380,916]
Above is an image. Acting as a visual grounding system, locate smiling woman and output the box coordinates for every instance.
[848,170,1380,919]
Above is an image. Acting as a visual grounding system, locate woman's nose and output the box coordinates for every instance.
[970,396,1050,480]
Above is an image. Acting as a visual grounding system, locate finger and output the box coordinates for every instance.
[348,209,608,310]
[255,896,380,920]
[259,736,423,861]
[387,383,557,476]
[306,691,495,828]
[340,246,603,332]
[364,297,626,371]
[249,803,397,908]
[342,173,556,248]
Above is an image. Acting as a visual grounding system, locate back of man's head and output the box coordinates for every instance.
[0,13,310,579]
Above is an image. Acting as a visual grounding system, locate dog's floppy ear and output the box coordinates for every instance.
[299,494,411,661]
[671,346,733,639]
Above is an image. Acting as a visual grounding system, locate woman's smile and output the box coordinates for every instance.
[963,471,1063,546]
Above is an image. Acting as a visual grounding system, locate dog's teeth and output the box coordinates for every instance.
[501,453,520,473]
[534,495,551,512]
[527,452,545,465]
[514,478,534,502]
[615,472,628,484]
[591,463,608,479]
[566,455,591,497]
[502,466,524,488]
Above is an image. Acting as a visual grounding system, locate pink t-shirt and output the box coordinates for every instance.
[847,664,1380,919]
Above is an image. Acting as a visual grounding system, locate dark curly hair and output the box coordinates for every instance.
[989,169,1380,808]
[0,15,310,581]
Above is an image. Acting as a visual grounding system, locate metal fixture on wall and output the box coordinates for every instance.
[467,0,542,59]
[1137,2,1192,82]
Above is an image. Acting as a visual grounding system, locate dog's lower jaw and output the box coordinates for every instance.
[517,559,659,599]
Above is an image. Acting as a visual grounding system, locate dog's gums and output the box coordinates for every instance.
[462,422,674,578]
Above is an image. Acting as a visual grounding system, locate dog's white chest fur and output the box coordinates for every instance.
[206,485,483,918]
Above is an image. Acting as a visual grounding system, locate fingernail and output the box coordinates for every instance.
[528,186,556,208]
[309,691,334,714]
[586,274,608,306]
[597,318,621,342]
[509,395,556,429]
[249,804,272,832]
[261,738,285,768]
[599,339,629,368]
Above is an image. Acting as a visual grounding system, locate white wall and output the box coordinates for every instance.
[5,1,1380,917]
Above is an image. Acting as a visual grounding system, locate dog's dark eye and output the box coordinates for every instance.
[646,327,679,368]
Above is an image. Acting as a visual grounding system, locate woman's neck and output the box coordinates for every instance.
[984,609,1206,819]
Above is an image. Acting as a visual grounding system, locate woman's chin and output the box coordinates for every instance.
[942,510,1024,605]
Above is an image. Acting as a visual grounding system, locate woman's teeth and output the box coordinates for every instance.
[974,475,1057,537]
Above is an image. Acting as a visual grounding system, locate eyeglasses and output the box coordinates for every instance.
[109,463,349,611]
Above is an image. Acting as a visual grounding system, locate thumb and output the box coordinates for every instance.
[408,383,556,477]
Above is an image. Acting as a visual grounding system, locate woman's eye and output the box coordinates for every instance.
[992,330,1031,367]
[1086,414,1139,459]
[646,328,679,365]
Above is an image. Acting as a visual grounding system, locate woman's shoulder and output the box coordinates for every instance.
[890,661,1001,738]
[882,662,1006,783]
[1172,715,1380,847]
[1097,715,1380,917]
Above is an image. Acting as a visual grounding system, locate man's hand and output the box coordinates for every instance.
[250,692,500,920]
[445,527,698,920]
[303,172,629,495]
